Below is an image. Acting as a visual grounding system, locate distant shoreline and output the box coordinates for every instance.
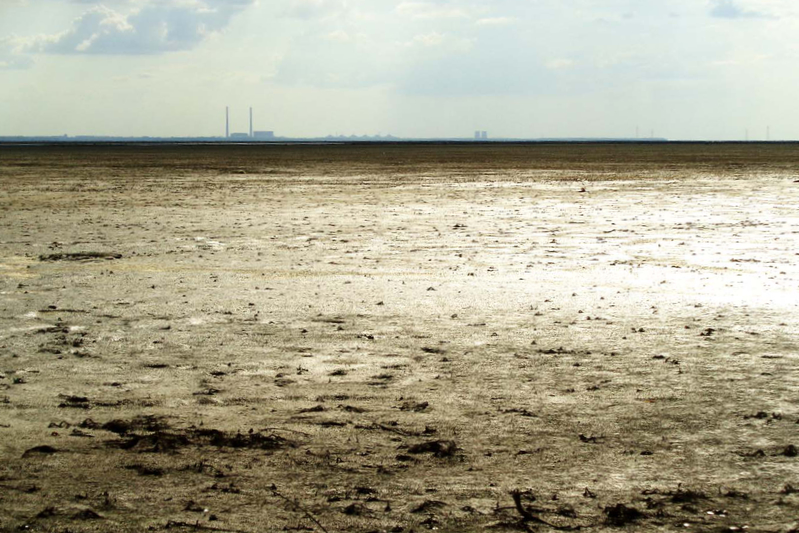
[3,138,798,147]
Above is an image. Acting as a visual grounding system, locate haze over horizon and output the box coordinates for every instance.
[1,0,796,141]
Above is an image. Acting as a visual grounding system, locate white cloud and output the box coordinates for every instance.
[0,36,33,69]
[407,32,446,47]
[20,0,255,55]
[324,29,352,43]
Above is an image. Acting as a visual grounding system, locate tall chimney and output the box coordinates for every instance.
[249,107,253,138]
[226,106,229,138]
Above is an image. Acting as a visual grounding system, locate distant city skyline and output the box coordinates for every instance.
[2,1,798,140]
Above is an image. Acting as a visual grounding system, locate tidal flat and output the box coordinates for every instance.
[1,143,798,532]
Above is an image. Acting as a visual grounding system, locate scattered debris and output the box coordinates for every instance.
[421,346,445,354]
[125,464,165,476]
[407,440,458,458]
[271,485,329,533]
[73,508,103,520]
[102,415,168,435]
[604,503,643,526]
[781,484,799,495]
[57,395,90,409]
[39,252,122,262]
[341,502,369,516]
[410,500,447,513]
[509,490,583,530]
[399,400,429,412]
[22,445,58,458]
[339,404,366,413]
[298,404,326,414]
[106,420,293,453]
[668,487,706,503]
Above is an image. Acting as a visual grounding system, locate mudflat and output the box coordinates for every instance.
[1,143,798,532]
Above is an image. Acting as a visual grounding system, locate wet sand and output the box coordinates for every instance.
[1,143,798,532]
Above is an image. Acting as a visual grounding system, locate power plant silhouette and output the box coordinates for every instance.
[225,106,274,140]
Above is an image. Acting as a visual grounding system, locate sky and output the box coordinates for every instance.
[0,0,797,140]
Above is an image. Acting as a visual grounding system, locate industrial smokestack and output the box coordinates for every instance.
[249,107,253,138]
[226,106,229,139]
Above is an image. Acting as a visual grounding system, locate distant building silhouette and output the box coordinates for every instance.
[481,131,488,140]
[475,131,481,140]
[254,131,275,140]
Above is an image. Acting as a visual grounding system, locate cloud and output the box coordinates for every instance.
[268,2,553,96]
[0,37,33,70]
[21,0,254,55]
[396,36,552,97]
[406,32,445,48]
[709,0,769,19]
[402,31,473,52]
[324,29,352,43]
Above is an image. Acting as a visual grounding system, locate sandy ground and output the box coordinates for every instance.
[1,143,798,533]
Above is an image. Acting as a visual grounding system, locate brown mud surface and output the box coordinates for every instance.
[1,143,798,532]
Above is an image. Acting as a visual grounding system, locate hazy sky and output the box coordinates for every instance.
[1,0,796,139]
